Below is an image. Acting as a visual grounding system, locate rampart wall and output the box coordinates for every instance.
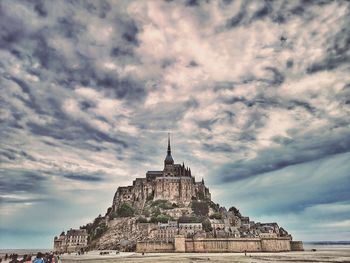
[137,237,300,253]
[185,238,262,252]
[290,241,304,251]
[261,237,291,252]
[136,241,174,252]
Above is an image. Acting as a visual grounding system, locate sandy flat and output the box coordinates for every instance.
[61,248,350,263]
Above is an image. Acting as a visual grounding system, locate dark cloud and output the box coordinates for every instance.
[63,172,104,182]
[56,17,86,39]
[134,99,198,131]
[0,7,26,48]
[9,77,45,114]
[186,0,200,7]
[96,75,146,101]
[271,135,294,146]
[287,100,316,114]
[0,197,47,204]
[121,20,139,45]
[218,131,350,183]
[110,46,133,57]
[188,60,199,67]
[203,143,233,153]
[307,8,350,74]
[263,67,285,86]
[213,81,235,91]
[82,0,111,19]
[26,121,128,148]
[0,170,47,195]
[33,0,48,17]
[226,6,246,28]
[286,59,293,68]
[196,119,218,131]
[32,34,67,72]
[251,2,272,21]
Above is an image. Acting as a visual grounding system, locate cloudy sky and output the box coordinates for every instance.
[1,0,350,248]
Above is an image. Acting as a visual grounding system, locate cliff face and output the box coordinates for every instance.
[93,218,139,250]
[84,195,291,250]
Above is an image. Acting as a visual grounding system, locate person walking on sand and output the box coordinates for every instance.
[9,254,20,263]
[32,253,44,263]
[52,253,59,263]
[23,255,32,263]
[20,255,27,263]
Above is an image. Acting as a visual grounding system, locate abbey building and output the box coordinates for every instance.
[112,135,210,212]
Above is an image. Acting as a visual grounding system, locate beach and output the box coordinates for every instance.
[58,246,350,263]
[1,245,349,263]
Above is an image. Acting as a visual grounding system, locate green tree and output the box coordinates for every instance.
[117,203,135,217]
[109,212,118,219]
[151,207,161,217]
[150,214,173,223]
[191,201,209,216]
[136,216,148,223]
[197,191,205,200]
[202,219,213,232]
[178,215,202,223]
[209,212,222,219]
[142,209,150,217]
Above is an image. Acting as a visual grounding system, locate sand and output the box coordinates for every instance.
[2,246,349,263]
[60,248,350,263]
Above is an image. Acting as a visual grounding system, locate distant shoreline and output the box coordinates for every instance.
[0,249,52,258]
[2,241,350,251]
[304,241,350,245]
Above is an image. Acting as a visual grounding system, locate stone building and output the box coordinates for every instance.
[53,232,66,252]
[178,223,203,238]
[54,229,88,253]
[156,221,178,241]
[111,135,211,211]
[210,219,226,231]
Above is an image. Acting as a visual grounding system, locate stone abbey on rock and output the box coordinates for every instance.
[54,135,303,253]
[111,134,211,212]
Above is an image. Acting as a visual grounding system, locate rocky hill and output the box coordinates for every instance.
[80,196,290,250]
[77,137,291,251]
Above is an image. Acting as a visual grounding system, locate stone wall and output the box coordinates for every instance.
[136,241,174,252]
[137,237,300,253]
[154,177,194,204]
[261,237,291,252]
[184,237,292,253]
[174,235,186,252]
[185,238,262,252]
[291,241,304,251]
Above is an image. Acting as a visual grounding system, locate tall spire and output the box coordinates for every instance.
[164,133,174,166]
[167,132,171,155]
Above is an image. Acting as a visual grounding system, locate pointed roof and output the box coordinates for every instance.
[164,133,174,165]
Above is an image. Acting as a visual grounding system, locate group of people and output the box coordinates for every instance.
[2,252,60,263]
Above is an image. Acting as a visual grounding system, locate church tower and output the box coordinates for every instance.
[164,133,174,166]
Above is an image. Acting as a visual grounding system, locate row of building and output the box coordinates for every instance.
[134,213,289,243]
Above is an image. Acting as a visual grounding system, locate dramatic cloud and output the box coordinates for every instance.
[1,0,350,248]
